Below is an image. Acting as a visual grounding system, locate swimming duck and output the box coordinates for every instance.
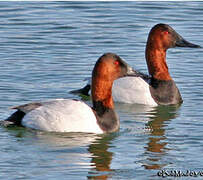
[71,24,200,106]
[3,53,137,133]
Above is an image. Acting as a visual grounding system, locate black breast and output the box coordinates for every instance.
[149,78,183,105]
[92,101,120,133]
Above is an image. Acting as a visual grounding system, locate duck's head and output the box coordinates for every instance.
[91,53,136,107]
[147,23,201,50]
[92,53,136,82]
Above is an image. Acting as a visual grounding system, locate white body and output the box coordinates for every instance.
[112,77,157,106]
[22,99,103,133]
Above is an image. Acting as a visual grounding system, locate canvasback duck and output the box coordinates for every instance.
[71,24,201,106]
[3,53,137,133]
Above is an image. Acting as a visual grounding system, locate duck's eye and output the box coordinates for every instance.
[164,31,169,35]
[114,60,120,65]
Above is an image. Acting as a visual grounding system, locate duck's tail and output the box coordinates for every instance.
[69,84,91,96]
[0,110,25,127]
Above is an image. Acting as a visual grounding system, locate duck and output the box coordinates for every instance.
[2,53,138,133]
[70,24,201,106]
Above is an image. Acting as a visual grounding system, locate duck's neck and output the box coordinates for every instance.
[91,78,119,133]
[145,44,172,81]
[91,78,114,114]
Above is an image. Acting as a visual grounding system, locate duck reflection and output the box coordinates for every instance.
[35,131,116,179]
[143,104,181,169]
[87,133,117,180]
[5,123,116,179]
[115,102,181,170]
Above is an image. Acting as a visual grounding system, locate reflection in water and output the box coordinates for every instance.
[8,127,116,179]
[114,102,181,170]
[5,124,116,179]
[87,133,117,180]
[144,105,181,170]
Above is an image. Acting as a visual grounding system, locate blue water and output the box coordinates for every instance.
[0,1,203,179]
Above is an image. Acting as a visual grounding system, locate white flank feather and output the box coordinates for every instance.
[112,77,158,106]
[22,99,103,133]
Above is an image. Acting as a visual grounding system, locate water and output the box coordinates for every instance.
[0,1,203,179]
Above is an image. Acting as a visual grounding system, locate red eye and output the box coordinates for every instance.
[115,61,120,65]
[164,31,169,35]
